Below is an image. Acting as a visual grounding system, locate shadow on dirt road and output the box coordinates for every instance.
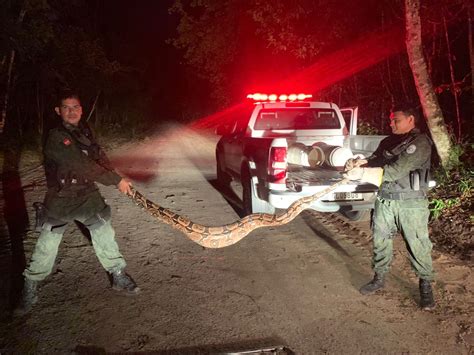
[1,144,29,319]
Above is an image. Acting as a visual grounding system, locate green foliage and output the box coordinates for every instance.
[429,141,473,220]
[169,0,240,105]
[170,0,386,105]
[432,140,472,183]
[251,0,320,60]
[1,0,151,142]
[429,197,460,219]
[250,0,382,62]
[444,141,464,172]
[357,121,381,135]
[458,174,473,197]
[429,199,444,219]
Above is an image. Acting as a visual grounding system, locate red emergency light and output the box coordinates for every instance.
[247,93,312,102]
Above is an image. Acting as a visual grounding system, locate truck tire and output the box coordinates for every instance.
[242,169,275,215]
[340,209,371,221]
[216,152,231,187]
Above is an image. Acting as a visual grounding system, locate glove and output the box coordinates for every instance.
[344,158,356,172]
[343,167,384,186]
[343,167,365,181]
[344,157,368,172]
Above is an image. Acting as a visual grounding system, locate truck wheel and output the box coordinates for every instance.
[340,209,371,221]
[242,170,275,215]
[216,154,231,187]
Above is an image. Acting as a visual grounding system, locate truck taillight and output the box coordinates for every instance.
[269,147,287,183]
[271,147,287,163]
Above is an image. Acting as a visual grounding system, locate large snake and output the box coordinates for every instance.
[128,177,350,249]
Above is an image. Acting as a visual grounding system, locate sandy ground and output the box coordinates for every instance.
[1,124,473,354]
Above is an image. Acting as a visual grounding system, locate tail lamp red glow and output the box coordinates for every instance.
[247,93,312,102]
[269,146,287,183]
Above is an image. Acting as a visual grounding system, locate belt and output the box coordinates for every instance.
[59,178,90,185]
[56,184,97,198]
[378,190,426,200]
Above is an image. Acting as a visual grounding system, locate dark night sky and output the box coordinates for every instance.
[98,0,188,119]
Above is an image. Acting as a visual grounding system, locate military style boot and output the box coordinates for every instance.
[14,278,39,316]
[419,279,435,310]
[359,273,385,295]
[111,269,140,295]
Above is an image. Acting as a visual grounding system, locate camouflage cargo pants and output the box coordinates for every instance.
[371,196,434,280]
[24,220,126,281]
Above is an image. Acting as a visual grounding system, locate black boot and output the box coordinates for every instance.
[419,279,435,310]
[14,278,39,316]
[111,269,140,295]
[359,273,385,295]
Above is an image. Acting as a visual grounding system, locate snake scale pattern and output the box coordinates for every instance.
[129,178,349,249]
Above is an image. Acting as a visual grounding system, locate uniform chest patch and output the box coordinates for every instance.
[406,144,417,154]
[63,138,72,146]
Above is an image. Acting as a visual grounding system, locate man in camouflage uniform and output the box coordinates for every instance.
[344,104,435,310]
[15,92,139,315]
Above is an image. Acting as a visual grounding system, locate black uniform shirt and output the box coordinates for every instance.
[367,128,432,194]
[43,122,122,221]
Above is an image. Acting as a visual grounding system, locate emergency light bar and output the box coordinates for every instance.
[247,93,312,102]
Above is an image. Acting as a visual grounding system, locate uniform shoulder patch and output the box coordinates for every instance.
[406,144,416,154]
[49,129,73,146]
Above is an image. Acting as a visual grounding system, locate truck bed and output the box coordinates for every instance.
[286,165,378,192]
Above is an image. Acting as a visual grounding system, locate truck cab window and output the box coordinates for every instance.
[255,109,341,130]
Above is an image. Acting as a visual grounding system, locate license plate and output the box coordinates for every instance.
[327,192,363,201]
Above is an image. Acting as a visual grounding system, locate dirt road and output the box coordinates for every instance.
[1,124,473,354]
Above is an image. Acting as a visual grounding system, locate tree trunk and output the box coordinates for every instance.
[443,15,461,141]
[0,50,15,134]
[0,5,27,135]
[405,0,452,168]
[398,55,409,102]
[36,81,43,137]
[469,8,474,122]
[86,91,101,122]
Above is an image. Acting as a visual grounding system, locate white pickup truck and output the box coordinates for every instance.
[215,95,386,220]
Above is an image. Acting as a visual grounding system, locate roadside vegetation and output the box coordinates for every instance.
[428,142,473,259]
